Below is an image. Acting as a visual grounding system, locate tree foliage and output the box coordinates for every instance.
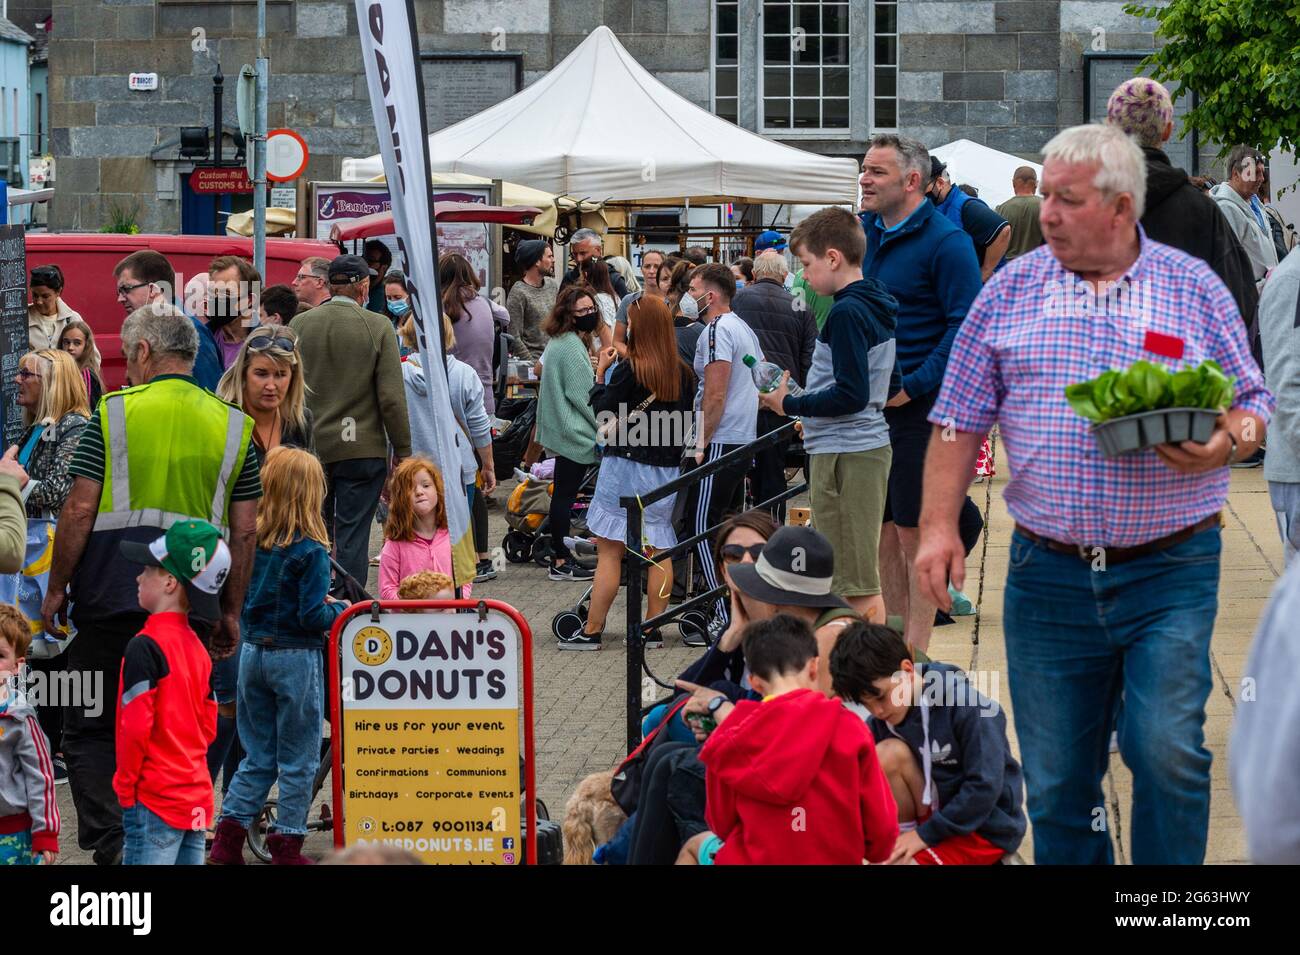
[1126,0,1300,155]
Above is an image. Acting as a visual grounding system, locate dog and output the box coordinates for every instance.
[561,768,626,864]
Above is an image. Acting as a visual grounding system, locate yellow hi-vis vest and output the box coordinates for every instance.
[75,376,254,619]
[96,377,253,531]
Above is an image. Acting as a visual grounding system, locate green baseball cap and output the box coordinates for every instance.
[120,519,231,621]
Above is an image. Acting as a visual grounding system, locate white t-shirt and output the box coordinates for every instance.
[693,310,763,446]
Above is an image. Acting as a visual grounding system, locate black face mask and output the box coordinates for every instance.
[574,312,600,333]
[208,292,242,329]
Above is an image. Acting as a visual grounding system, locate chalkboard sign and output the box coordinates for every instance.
[0,224,27,448]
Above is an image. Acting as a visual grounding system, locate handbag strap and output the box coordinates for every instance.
[17,425,46,469]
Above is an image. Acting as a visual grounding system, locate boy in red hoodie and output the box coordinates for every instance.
[115,520,223,865]
[691,614,898,865]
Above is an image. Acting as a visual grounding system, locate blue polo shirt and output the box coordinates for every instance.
[860,200,982,399]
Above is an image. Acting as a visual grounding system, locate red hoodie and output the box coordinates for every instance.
[699,688,898,865]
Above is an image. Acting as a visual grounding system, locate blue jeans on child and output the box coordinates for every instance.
[121,804,206,865]
[1003,526,1220,865]
[218,644,324,836]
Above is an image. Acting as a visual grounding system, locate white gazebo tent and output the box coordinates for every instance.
[929,140,1043,210]
[342,25,858,205]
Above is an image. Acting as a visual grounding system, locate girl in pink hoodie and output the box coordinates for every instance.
[378,457,470,599]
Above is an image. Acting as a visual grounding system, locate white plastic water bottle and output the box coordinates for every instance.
[743,354,803,395]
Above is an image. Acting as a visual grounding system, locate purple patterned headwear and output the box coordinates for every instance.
[1106,78,1174,149]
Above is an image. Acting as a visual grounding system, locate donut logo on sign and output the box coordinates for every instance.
[353,627,393,667]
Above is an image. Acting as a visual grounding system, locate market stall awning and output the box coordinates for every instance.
[328,203,542,242]
[342,26,858,205]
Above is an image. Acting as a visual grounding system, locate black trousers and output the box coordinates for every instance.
[62,612,145,865]
[26,653,65,755]
[627,741,706,865]
[683,443,751,611]
[470,483,489,555]
[324,457,387,592]
[749,410,791,524]
[548,455,587,565]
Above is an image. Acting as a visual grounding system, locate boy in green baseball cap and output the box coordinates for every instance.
[113,520,226,864]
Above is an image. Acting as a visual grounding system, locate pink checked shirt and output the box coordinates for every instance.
[930,230,1273,548]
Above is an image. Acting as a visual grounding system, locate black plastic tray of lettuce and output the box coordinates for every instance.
[1065,360,1235,422]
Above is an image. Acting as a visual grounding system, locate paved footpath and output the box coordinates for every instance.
[51,441,1276,862]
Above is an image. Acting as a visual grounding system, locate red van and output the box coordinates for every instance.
[25,233,339,389]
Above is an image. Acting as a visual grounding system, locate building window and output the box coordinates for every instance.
[759,2,850,133]
[712,1,739,124]
[874,1,898,130]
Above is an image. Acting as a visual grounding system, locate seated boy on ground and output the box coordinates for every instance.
[829,621,1026,865]
[680,614,897,865]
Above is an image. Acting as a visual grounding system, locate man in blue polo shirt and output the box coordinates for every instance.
[859,134,982,652]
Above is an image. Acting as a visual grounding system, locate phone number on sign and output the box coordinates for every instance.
[380,820,497,833]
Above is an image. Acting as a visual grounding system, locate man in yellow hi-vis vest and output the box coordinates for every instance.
[41,303,260,866]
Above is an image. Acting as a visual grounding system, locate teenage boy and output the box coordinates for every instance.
[687,615,898,865]
[759,207,899,623]
[829,621,1026,865]
[685,263,765,634]
[0,605,59,864]
[114,520,225,865]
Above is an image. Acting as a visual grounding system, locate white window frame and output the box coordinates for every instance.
[710,0,740,126]
[756,1,853,138]
[872,0,899,133]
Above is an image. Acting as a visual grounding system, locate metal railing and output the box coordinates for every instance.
[620,420,804,750]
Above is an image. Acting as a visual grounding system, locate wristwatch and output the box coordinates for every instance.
[1224,431,1239,467]
[707,695,728,715]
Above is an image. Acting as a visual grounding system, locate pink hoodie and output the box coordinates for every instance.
[378,528,471,599]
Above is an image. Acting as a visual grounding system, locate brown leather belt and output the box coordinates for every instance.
[1013,513,1222,565]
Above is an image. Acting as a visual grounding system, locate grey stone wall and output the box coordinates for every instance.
[897,0,1196,165]
[899,1,1065,156]
[49,0,714,232]
[50,0,1185,231]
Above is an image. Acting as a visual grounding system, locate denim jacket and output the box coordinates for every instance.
[241,536,346,649]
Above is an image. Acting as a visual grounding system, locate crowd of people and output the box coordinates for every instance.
[1,72,1298,866]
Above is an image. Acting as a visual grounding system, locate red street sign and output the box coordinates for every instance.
[190,167,253,194]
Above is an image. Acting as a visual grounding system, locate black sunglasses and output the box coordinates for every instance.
[247,334,296,353]
[721,543,764,563]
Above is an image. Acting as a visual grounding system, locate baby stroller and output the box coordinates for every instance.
[549,539,708,648]
[501,461,597,567]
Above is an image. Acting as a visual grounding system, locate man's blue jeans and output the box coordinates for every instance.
[219,644,324,836]
[121,804,205,865]
[1003,526,1220,864]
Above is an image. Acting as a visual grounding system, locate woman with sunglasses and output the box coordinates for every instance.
[209,326,314,811]
[621,509,777,865]
[28,265,82,352]
[216,326,314,461]
[6,349,92,784]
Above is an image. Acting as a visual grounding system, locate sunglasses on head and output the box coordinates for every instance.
[247,333,296,353]
[721,543,764,563]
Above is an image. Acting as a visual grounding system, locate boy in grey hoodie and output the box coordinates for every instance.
[0,604,59,864]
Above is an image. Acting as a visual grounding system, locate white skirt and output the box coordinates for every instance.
[584,454,679,550]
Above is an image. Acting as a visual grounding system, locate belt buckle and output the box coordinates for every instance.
[1076,542,1092,561]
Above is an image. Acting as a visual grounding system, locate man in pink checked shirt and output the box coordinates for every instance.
[915,124,1273,866]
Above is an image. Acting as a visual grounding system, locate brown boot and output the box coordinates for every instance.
[207,818,247,865]
[267,833,315,865]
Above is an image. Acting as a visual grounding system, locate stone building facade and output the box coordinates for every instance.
[49,0,1203,234]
